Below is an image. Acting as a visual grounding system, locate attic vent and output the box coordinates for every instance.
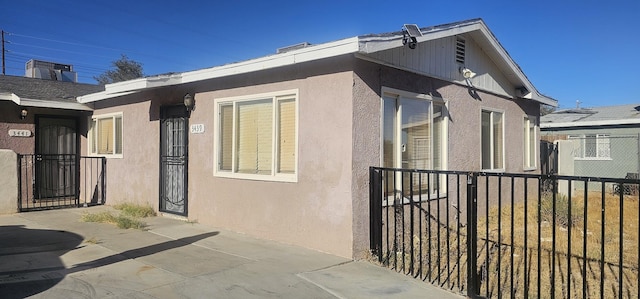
[455,38,466,64]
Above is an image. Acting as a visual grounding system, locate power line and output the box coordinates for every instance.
[2,30,6,75]
[6,30,203,71]
[10,32,136,54]
[9,42,116,59]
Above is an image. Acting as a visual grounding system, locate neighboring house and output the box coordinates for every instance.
[541,104,640,179]
[0,75,104,211]
[0,75,102,154]
[62,18,552,258]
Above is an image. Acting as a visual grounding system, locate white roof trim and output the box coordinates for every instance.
[0,92,21,105]
[78,19,555,107]
[0,92,92,111]
[541,118,640,129]
[78,90,137,103]
[358,21,556,106]
[79,37,360,103]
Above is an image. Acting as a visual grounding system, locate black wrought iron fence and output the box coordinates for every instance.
[370,167,640,299]
[18,154,106,211]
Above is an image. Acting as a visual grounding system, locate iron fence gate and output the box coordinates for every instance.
[370,167,640,299]
[18,154,106,211]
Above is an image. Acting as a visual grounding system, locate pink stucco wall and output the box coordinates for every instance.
[349,60,540,257]
[0,102,36,154]
[88,55,540,259]
[89,57,357,257]
[0,102,90,154]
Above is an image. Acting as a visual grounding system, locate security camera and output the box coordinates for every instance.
[460,67,476,79]
[403,36,418,50]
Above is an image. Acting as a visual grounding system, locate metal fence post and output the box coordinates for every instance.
[101,157,106,204]
[17,154,22,212]
[370,167,383,260]
[467,173,479,298]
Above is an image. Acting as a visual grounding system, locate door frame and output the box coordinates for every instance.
[158,105,189,216]
[34,115,80,200]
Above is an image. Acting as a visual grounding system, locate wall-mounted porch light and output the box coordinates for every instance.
[184,93,195,112]
[20,108,28,119]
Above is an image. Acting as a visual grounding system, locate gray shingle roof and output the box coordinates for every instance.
[541,104,640,125]
[0,75,103,102]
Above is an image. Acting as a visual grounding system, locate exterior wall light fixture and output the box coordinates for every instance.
[184,93,195,112]
[460,67,476,79]
[20,108,28,119]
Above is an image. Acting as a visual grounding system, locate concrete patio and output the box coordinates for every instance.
[0,206,463,298]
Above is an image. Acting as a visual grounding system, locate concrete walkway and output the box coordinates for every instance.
[0,206,464,299]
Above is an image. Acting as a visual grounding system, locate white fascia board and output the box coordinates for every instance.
[357,21,557,107]
[77,90,137,103]
[78,37,360,103]
[0,92,21,105]
[181,37,360,83]
[20,98,93,111]
[475,25,558,107]
[541,118,640,129]
[102,74,184,94]
[359,23,481,54]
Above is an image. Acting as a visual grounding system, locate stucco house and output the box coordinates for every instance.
[0,75,101,155]
[2,18,552,258]
[0,76,106,212]
[541,104,640,179]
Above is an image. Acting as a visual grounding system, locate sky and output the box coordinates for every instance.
[1,0,639,109]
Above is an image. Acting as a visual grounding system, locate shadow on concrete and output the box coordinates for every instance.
[0,225,218,299]
[68,231,219,272]
[0,225,82,299]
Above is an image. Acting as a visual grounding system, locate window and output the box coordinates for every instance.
[569,134,610,159]
[215,90,297,181]
[523,116,537,169]
[481,110,504,170]
[89,113,123,157]
[382,88,447,195]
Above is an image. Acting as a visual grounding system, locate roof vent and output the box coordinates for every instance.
[277,42,311,54]
[455,37,465,64]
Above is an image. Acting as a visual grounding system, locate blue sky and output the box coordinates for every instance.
[1,0,638,109]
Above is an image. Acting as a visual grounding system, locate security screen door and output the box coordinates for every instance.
[160,106,189,216]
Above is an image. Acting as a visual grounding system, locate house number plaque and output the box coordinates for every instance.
[8,129,32,137]
[190,124,205,134]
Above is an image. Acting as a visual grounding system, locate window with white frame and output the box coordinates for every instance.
[568,134,610,159]
[215,90,297,181]
[481,110,504,170]
[382,88,447,196]
[89,113,123,157]
[523,116,537,169]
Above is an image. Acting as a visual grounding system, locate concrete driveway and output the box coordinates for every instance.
[0,206,463,299]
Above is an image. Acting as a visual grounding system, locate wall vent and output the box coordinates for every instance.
[455,37,466,64]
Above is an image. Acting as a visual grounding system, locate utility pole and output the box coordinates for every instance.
[1,30,5,75]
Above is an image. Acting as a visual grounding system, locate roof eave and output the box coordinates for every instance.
[1,92,93,111]
[358,20,557,107]
[541,118,640,129]
[79,37,361,103]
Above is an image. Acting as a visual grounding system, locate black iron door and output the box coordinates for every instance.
[160,106,189,216]
[35,116,78,200]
